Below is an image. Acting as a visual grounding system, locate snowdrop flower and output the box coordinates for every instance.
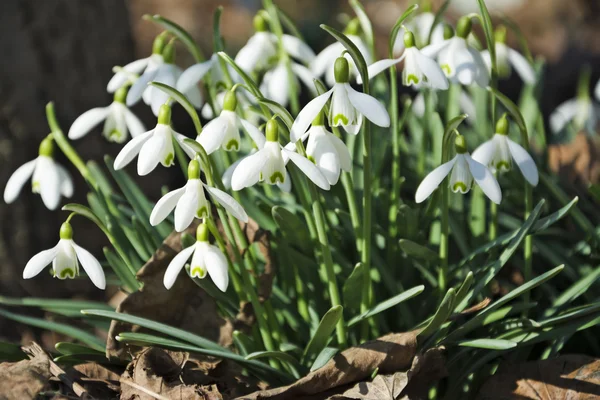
[422,17,489,87]
[126,40,203,116]
[292,112,351,185]
[113,104,195,176]
[23,222,105,289]
[260,61,316,107]
[197,91,266,154]
[232,119,330,191]
[358,30,448,90]
[177,53,237,101]
[481,26,535,84]
[163,223,228,292]
[393,10,445,55]
[107,32,168,94]
[235,14,315,74]
[415,134,501,204]
[223,148,292,193]
[4,137,73,210]
[68,87,145,143]
[312,19,373,87]
[291,57,390,139]
[549,93,599,135]
[150,159,248,232]
[472,115,538,186]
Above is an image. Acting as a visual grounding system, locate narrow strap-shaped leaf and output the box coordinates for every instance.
[302,305,343,363]
[0,296,112,311]
[218,52,262,97]
[388,4,419,57]
[310,346,339,372]
[458,338,517,350]
[150,82,203,134]
[143,14,205,62]
[350,0,375,56]
[55,342,105,356]
[418,288,456,339]
[259,98,294,129]
[347,285,424,327]
[399,239,439,262]
[453,272,474,312]
[212,6,225,52]
[427,0,451,45]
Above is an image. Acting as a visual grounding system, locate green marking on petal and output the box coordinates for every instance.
[259,172,263,181]
[58,268,75,279]
[269,172,285,184]
[452,182,468,193]
[332,114,349,126]
[441,64,451,76]
[108,129,123,141]
[406,74,420,85]
[196,207,208,219]
[164,153,174,166]
[308,155,316,164]
[190,266,207,279]
[32,181,40,192]
[225,139,240,151]
[495,161,511,172]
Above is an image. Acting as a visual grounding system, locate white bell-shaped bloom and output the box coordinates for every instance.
[150,159,248,232]
[223,149,292,193]
[197,91,265,154]
[549,97,599,134]
[415,134,501,204]
[311,22,372,87]
[126,42,203,116]
[393,12,445,55]
[472,115,539,186]
[113,104,195,176]
[164,224,229,292]
[235,15,315,74]
[68,88,145,143]
[22,222,105,289]
[177,53,240,100]
[359,31,448,90]
[291,57,390,139]
[232,120,330,191]
[422,18,489,87]
[481,27,535,85]
[260,61,316,107]
[4,138,73,210]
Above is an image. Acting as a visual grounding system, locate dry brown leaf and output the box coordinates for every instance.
[238,331,419,400]
[477,354,600,399]
[0,344,52,399]
[548,132,600,185]
[341,372,410,400]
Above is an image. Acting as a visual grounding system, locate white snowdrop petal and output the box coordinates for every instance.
[4,159,36,204]
[57,166,74,198]
[231,150,269,191]
[150,187,185,226]
[137,132,166,176]
[459,91,477,122]
[23,244,58,279]
[282,34,316,63]
[415,50,449,90]
[595,79,600,102]
[468,47,490,87]
[185,86,204,109]
[278,172,292,192]
[68,108,110,140]
[222,158,243,190]
[204,245,229,292]
[174,184,199,232]
[127,69,159,106]
[283,148,330,190]
[291,63,317,95]
[507,48,536,85]
[362,57,405,83]
[239,119,266,149]
[549,99,579,133]
[198,116,229,155]
[150,66,177,116]
[123,107,146,138]
[507,138,539,186]
[177,60,214,93]
[72,242,106,289]
[328,133,352,172]
[163,244,196,289]
[466,154,502,204]
[172,132,197,160]
[471,139,496,167]
[39,161,62,210]
[290,89,334,142]
[107,57,150,92]
[344,84,390,127]
[311,42,343,78]
[420,40,450,58]
[266,64,290,106]
[114,130,153,170]
[415,158,457,203]
[412,93,426,118]
[204,184,248,222]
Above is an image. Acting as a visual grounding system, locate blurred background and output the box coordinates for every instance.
[1,0,599,343]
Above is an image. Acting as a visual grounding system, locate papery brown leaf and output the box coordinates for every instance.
[548,132,600,185]
[341,372,410,400]
[238,331,419,400]
[0,343,52,399]
[477,354,600,399]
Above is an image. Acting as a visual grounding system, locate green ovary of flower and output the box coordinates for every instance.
[225,139,240,151]
[269,172,285,184]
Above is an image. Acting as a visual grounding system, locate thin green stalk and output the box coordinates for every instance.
[489,184,498,241]
[445,84,461,123]
[360,105,373,341]
[439,184,449,292]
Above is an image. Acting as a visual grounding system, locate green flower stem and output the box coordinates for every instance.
[439,184,449,292]
[360,98,373,341]
[489,176,498,241]
[445,84,461,123]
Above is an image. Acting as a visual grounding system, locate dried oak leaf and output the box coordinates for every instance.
[106,223,233,359]
[238,331,418,400]
[477,354,600,399]
[548,132,600,185]
[0,344,52,399]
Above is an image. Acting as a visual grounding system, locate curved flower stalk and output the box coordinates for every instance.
[393,10,445,55]
[164,223,228,292]
[23,222,105,289]
[311,19,373,87]
[260,61,316,107]
[4,137,73,210]
[422,17,489,87]
[113,104,195,176]
[416,134,501,204]
[481,26,535,84]
[107,32,168,93]
[232,119,330,191]
[292,112,351,185]
[197,91,265,154]
[358,30,448,90]
[472,115,539,186]
[126,40,203,116]
[235,14,315,74]
[150,159,248,232]
[291,57,390,139]
[68,87,145,143]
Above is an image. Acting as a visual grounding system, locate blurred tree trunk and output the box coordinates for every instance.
[0,0,134,320]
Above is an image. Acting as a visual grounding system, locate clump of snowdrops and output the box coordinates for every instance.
[3,0,600,397]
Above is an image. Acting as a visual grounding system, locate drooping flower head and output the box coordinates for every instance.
[68,87,145,143]
[416,134,502,204]
[113,104,195,176]
[472,114,539,186]
[23,222,106,289]
[163,223,229,292]
[4,137,73,210]
[481,26,536,85]
[150,159,248,232]
[392,6,445,55]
